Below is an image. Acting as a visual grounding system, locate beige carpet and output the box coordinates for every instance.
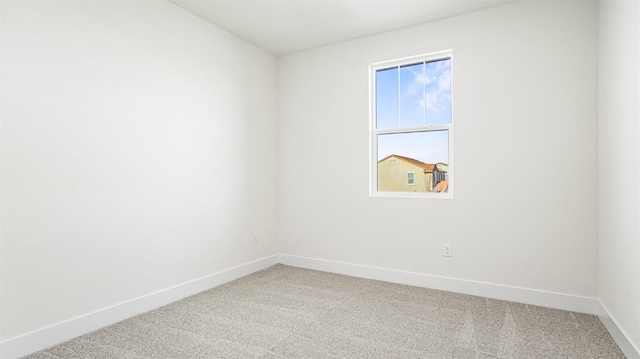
[24,264,624,358]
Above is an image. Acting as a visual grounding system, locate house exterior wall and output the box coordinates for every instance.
[377,157,431,192]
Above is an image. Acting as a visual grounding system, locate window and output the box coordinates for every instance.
[370,50,453,198]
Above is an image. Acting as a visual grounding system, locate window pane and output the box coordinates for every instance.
[399,63,424,128]
[424,58,452,125]
[375,67,398,129]
[377,130,449,193]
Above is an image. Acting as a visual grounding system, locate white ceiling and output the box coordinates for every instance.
[167,0,521,56]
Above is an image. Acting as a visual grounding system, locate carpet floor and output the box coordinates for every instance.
[24,264,625,358]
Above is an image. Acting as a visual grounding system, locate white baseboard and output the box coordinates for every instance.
[0,255,278,359]
[599,302,640,359]
[278,254,602,314]
[279,254,640,358]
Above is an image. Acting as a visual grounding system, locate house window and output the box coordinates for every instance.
[370,50,453,198]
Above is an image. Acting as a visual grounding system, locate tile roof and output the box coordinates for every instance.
[435,163,449,173]
[435,180,448,193]
[378,154,437,172]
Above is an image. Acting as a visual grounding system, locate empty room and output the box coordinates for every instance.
[1,0,639,358]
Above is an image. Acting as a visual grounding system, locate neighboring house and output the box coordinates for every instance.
[377,154,448,193]
[434,163,449,185]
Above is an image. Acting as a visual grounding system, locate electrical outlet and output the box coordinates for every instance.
[252,234,259,244]
[443,244,452,257]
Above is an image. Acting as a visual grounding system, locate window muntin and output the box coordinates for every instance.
[370,51,453,198]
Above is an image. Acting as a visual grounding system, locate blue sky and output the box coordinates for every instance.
[375,58,451,164]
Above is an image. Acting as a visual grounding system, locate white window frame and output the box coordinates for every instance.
[369,50,454,199]
[407,172,415,185]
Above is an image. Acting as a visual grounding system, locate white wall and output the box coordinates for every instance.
[598,0,640,351]
[0,0,278,341]
[279,0,599,296]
